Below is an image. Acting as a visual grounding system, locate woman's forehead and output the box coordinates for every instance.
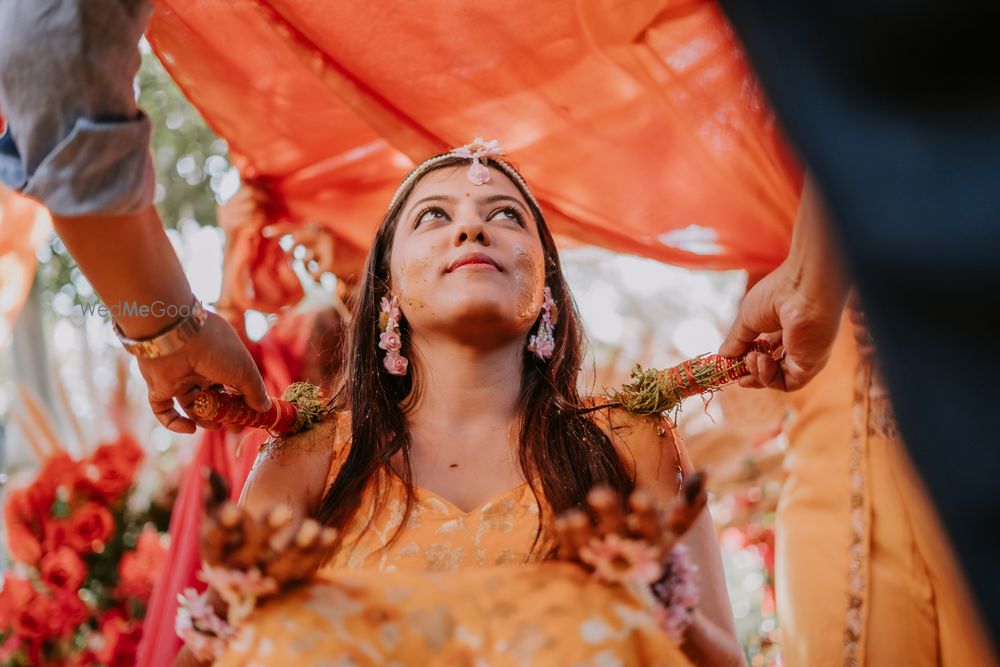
[405,165,528,206]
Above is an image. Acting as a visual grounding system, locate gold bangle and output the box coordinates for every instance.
[113,300,207,359]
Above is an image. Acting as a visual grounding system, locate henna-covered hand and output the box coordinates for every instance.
[554,471,708,566]
[200,470,337,586]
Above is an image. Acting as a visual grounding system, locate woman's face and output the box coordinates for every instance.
[389,165,547,346]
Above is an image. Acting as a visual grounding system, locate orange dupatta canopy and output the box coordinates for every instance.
[146,0,802,291]
[0,188,51,334]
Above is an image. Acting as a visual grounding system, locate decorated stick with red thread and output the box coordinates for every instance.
[192,382,331,436]
[607,341,774,417]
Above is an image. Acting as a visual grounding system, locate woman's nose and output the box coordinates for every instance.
[452,214,492,247]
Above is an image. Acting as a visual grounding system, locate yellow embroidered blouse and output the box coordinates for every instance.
[319,412,554,575]
[216,408,694,667]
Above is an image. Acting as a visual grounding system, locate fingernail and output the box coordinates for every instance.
[587,487,614,504]
[269,533,289,551]
[219,504,241,528]
[295,519,320,547]
[268,505,293,528]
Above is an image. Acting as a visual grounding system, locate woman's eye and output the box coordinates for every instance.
[415,206,448,227]
[489,207,524,226]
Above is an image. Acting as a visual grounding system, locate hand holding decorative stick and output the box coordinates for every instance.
[191,382,331,436]
[195,341,776,438]
[607,342,775,417]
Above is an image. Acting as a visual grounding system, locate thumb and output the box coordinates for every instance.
[719,287,780,358]
[213,346,272,412]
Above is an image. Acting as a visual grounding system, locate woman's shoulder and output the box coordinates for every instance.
[262,410,351,457]
[580,397,689,494]
[579,396,676,443]
[241,411,352,515]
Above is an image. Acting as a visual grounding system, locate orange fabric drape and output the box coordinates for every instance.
[146,0,802,293]
[0,187,51,332]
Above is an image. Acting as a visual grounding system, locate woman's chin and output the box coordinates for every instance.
[418,300,527,336]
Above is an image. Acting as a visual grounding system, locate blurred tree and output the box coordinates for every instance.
[137,39,234,230]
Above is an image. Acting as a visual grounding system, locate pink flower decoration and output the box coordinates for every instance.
[379,330,402,352]
[579,533,664,585]
[378,294,409,375]
[384,353,409,376]
[450,138,504,186]
[175,587,236,662]
[541,290,557,324]
[651,544,700,642]
[467,161,491,185]
[450,137,503,160]
[199,565,277,627]
[380,296,400,322]
[527,286,557,361]
[528,337,555,360]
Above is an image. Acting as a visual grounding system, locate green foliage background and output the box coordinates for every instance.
[35,44,228,309]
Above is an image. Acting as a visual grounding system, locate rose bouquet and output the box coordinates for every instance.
[0,433,169,667]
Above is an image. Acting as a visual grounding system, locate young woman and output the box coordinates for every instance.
[177,142,745,666]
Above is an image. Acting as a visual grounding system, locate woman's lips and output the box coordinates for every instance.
[446,253,502,272]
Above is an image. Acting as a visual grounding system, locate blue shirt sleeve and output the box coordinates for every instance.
[0,0,155,216]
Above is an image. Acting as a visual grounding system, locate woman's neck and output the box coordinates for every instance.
[403,334,524,448]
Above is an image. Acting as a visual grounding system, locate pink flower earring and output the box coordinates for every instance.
[378,295,409,375]
[527,287,557,361]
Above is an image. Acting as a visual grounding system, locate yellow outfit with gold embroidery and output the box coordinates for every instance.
[215,411,693,666]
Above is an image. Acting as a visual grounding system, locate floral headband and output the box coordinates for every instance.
[388,138,543,213]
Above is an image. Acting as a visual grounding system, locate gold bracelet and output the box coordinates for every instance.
[113,300,207,359]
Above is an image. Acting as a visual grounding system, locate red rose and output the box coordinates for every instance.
[33,452,83,505]
[97,609,142,667]
[82,434,144,502]
[67,502,114,554]
[0,634,28,661]
[3,488,42,565]
[117,528,166,602]
[42,518,71,553]
[65,648,99,667]
[48,591,90,638]
[6,583,51,640]
[40,547,87,594]
[0,632,42,664]
[0,575,33,632]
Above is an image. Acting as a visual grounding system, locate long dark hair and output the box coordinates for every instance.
[316,156,633,558]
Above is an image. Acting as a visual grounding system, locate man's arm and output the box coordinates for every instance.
[55,207,271,433]
[719,176,850,391]
[53,208,192,337]
[0,0,271,432]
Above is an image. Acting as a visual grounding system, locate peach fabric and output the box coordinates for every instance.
[0,187,50,332]
[776,322,996,667]
[145,0,802,291]
[214,411,694,666]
